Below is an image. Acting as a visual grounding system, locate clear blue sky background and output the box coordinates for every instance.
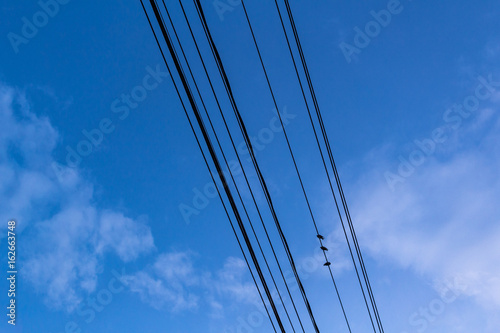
[1,0,500,332]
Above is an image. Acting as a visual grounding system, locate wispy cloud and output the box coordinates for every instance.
[124,252,200,312]
[0,83,155,311]
[96,211,154,262]
[348,106,500,310]
[211,256,259,304]
[123,253,258,316]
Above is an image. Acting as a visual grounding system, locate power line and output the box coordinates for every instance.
[193,1,321,332]
[239,1,352,331]
[278,1,385,331]
[148,0,287,328]
[140,0,285,331]
[159,1,298,330]
[137,2,278,331]
[140,1,385,331]
[176,1,309,330]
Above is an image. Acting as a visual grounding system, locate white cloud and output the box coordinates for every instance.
[125,271,199,312]
[154,252,198,286]
[211,256,259,305]
[123,252,200,312]
[348,107,500,311]
[0,83,155,311]
[96,211,155,262]
[123,253,259,315]
[24,204,99,309]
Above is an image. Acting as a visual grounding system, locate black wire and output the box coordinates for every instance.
[279,1,385,332]
[280,3,384,332]
[138,2,276,331]
[264,0,384,329]
[139,1,281,331]
[193,1,321,332]
[239,1,354,332]
[147,0,288,331]
[269,0,361,330]
[176,1,309,331]
[160,2,298,331]
[276,1,378,331]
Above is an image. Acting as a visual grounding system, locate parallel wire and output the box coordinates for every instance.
[140,0,284,331]
[138,1,276,331]
[160,2,297,331]
[279,1,385,331]
[193,1,321,331]
[150,1,287,329]
[176,1,309,331]
[142,0,385,331]
[238,2,353,331]
[268,2,366,332]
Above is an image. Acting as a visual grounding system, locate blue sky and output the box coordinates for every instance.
[1,0,500,332]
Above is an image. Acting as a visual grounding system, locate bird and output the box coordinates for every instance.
[317,234,325,240]
[324,262,331,266]
[320,246,328,251]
